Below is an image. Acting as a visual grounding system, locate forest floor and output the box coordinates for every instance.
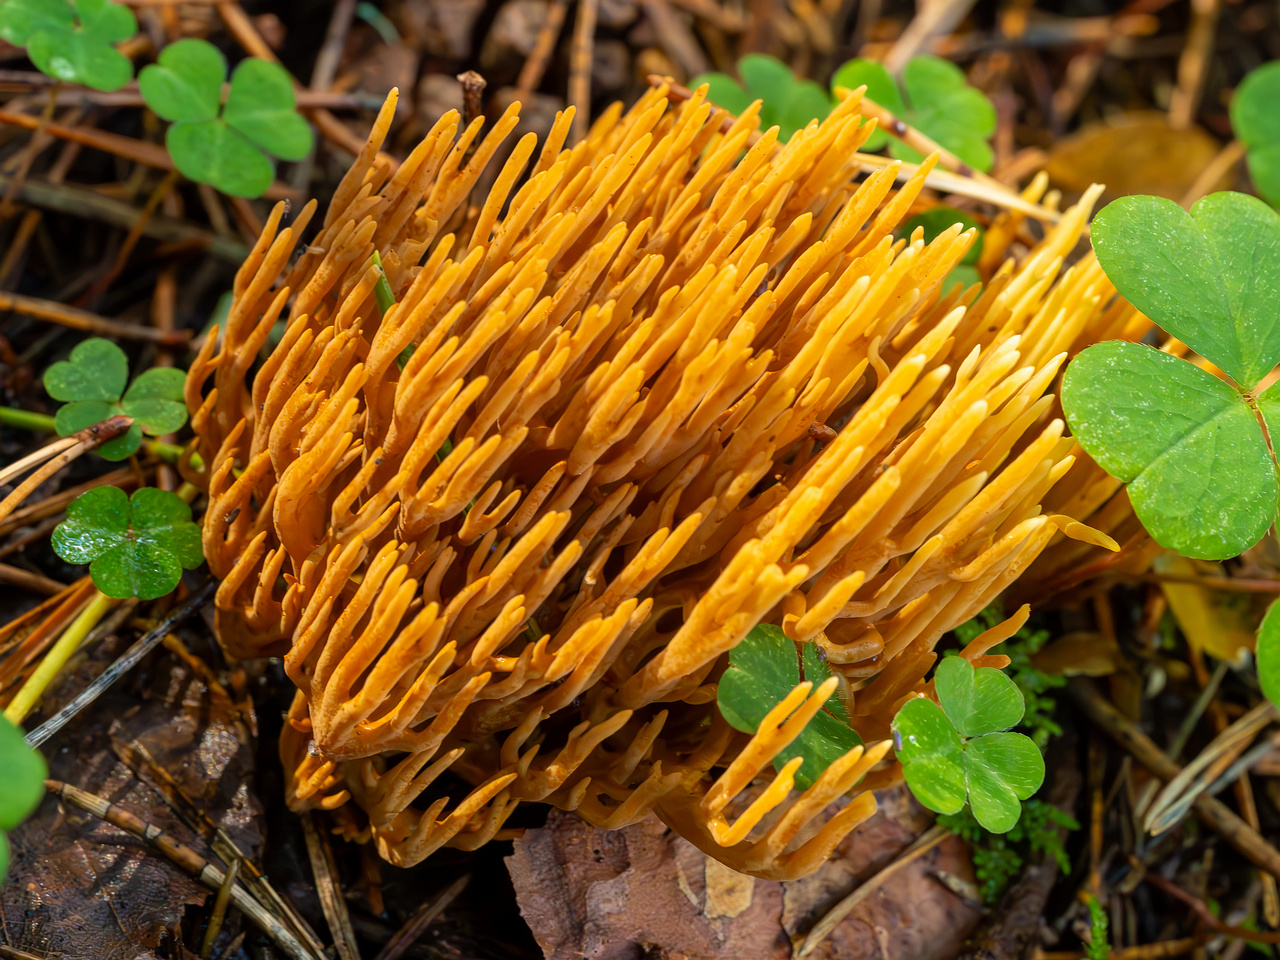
[1,0,1279,958]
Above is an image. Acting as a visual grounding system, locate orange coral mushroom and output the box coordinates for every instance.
[187,83,1133,877]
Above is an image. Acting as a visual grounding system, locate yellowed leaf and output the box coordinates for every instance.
[1031,631,1124,677]
[1046,113,1231,203]
[1156,553,1256,663]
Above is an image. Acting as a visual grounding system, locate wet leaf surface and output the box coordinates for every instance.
[1,628,261,959]
[508,784,981,960]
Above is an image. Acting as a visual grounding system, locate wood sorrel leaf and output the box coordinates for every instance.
[738,53,794,109]
[54,401,142,459]
[1091,192,1280,389]
[898,56,996,173]
[717,624,862,789]
[167,119,274,198]
[803,642,849,723]
[0,715,46,832]
[893,696,967,815]
[827,56,995,172]
[964,732,1044,833]
[8,0,137,92]
[223,57,313,161]
[1231,62,1280,207]
[1257,600,1280,708]
[121,366,188,435]
[138,37,225,123]
[934,655,1025,738]
[1061,339,1278,561]
[52,486,203,600]
[44,337,128,403]
[688,73,753,117]
[829,58,902,152]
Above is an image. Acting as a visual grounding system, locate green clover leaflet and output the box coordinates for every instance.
[717,624,861,789]
[893,656,1043,833]
[0,0,137,92]
[139,38,313,198]
[0,715,47,881]
[52,486,204,600]
[44,338,187,461]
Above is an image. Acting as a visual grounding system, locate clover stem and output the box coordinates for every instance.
[3,590,116,725]
[143,439,206,473]
[0,408,56,433]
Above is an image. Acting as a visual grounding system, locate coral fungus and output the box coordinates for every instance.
[187,82,1136,878]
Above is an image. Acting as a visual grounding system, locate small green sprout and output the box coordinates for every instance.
[900,206,985,290]
[52,486,203,600]
[0,0,137,92]
[689,54,835,143]
[717,624,861,789]
[139,38,313,198]
[938,799,1077,904]
[44,338,187,461]
[1085,894,1110,960]
[893,656,1044,833]
[1231,62,1280,208]
[1061,192,1280,561]
[0,715,47,881]
[830,56,997,172]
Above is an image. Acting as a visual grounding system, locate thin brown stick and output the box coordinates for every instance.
[0,415,134,526]
[371,875,469,960]
[310,0,359,91]
[883,0,979,73]
[77,169,180,307]
[302,812,363,960]
[201,857,240,958]
[0,466,146,539]
[0,208,41,288]
[799,824,951,955]
[0,946,51,960]
[0,86,57,218]
[6,87,380,111]
[0,433,80,488]
[0,174,248,263]
[1069,679,1280,881]
[0,515,60,560]
[1167,0,1220,130]
[0,290,190,345]
[1139,867,1280,944]
[855,95,1002,184]
[46,779,318,960]
[0,563,67,596]
[1179,140,1246,208]
[516,0,570,93]
[638,0,710,79]
[569,0,601,144]
[0,109,292,199]
[0,576,92,651]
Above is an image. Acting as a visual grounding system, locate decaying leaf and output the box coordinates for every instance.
[1046,113,1230,203]
[1156,553,1259,663]
[508,785,981,960]
[1,630,261,958]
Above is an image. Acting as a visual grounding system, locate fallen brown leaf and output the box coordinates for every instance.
[2,630,261,958]
[1045,112,1231,203]
[508,785,981,960]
